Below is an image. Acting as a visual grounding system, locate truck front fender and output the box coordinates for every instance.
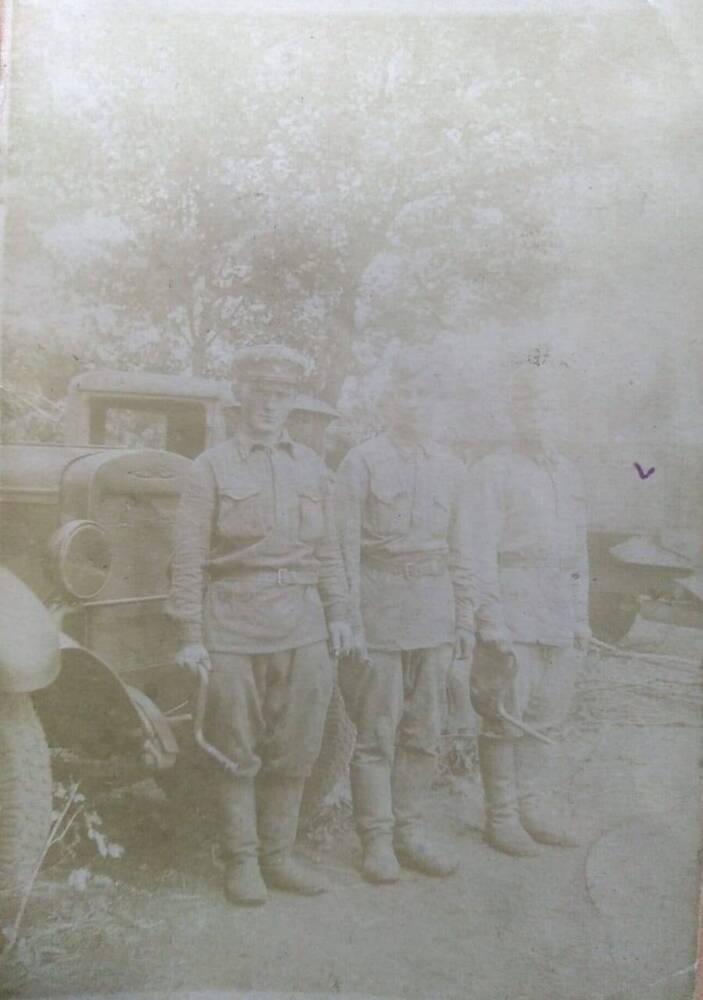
[32,634,177,769]
[0,567,61,694]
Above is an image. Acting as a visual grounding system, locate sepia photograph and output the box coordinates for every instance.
[0,1,702,998]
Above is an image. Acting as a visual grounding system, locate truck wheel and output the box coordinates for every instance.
[590,592,640,645]
[0,693,52,899]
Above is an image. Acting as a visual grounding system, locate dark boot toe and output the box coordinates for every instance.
[361,836,401,884]
[224,859,268,906]
[394,838,458,877]
[261,858,329,896]
[485,820,540,857]
[521,813,580,847]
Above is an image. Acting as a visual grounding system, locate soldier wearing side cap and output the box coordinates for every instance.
[167,345,353,906]
[334,349,474,884]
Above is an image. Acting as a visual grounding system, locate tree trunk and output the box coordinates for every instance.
[190,335,206,376]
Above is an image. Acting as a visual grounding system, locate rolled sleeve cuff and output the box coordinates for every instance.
[324,601,350,627]
[179,620,204,645]
[454,607,475,633]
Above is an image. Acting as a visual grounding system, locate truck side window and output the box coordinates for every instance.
[102,408,168,449]
[89,398,207,458]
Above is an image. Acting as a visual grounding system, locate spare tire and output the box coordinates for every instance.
[0,693,52,900]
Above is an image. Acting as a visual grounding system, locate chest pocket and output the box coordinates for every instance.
[367,473,411,537]
[219,480,266,541]
[430,490,451,538]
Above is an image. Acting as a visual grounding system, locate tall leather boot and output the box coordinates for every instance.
[221,777,267,906]
[515,737,580,847]
[350,761,400,884]
[478,736,539,857]
[391,747,458,877]
[257,774,328,895]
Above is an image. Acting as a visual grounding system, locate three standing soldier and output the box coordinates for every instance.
[167,345,353,906]
[468,366,590,856]
[168,345,590,901]
[334,351,474,884]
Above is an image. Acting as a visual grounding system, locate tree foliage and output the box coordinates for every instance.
[3,5,701,446]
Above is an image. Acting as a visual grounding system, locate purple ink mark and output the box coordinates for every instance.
[634,463,655,480]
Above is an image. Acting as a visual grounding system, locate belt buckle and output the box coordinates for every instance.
[404,562,415,579]
[277,568,290,586]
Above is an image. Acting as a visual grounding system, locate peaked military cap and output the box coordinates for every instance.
[231,344,314,386]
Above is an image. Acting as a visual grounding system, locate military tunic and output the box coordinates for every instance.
[468,446,589,646]
[167,430,349,777]
[334,432,474,651]
[468,446,590,739]
[167,430,348,654]
[334,432,474,762]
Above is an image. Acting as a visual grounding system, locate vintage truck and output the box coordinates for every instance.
[53,370,703,643]
[580,439,703,642]
[62,368,337,459]
[2,367,700,899]
[0,370,349,900]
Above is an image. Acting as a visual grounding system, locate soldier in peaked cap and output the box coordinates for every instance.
[334,348,474,884]
[168,344,353,906]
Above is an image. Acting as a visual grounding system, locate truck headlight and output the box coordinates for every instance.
[49,520,112,600]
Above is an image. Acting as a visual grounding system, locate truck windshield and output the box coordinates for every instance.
[89,398,207,458]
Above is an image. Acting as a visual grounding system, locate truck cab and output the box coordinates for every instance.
[55,368,338,701]
[64,369,338,458]
[0,368,343,897]
[4,369,340,731]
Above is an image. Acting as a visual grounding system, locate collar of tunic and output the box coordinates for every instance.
[231,428,296,459]
[383,430,432,458]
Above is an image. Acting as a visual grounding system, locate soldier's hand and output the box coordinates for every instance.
[470,637,519,724]
[485,636,516,662]
[454,628,475,661]
[481,637,518,695]
[350,625,371,663]
[175,642,212,676]
[328,621,353,658]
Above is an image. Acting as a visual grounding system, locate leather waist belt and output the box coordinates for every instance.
[497,553,576,572]
[209,567,320,587]
[362,553,448,578]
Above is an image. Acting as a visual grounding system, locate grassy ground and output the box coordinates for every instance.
[1,621,701,1000]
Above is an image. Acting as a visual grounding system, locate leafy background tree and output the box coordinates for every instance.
[3,0,702,478]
